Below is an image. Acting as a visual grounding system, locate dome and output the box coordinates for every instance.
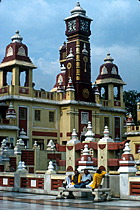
[59,41,66,51]
[11,30,23,43]
[1,31,35,67]
[71,2,86,16]
[96,53,123,81]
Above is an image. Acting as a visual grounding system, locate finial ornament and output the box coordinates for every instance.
[104,53,114,63]
[77,1,80,6]
[11,30,23,43]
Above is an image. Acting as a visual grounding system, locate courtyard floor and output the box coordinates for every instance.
[0,191,139,210]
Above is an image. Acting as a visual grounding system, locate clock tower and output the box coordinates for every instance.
[64,2,93,102]
[53,2,94,102]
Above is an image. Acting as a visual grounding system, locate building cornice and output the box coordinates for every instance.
[0,59,37,69]
[0,125,19,130]
[100,106,127,113]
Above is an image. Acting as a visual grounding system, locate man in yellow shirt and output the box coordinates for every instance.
[90,168,106,189]
[66,169,82,188]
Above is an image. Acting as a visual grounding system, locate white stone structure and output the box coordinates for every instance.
[6,102,16,119]
[77,144,96,172]
[17,161,26,171]
[84,121,95,142]
[66,129,80,173]
[98,126,114,143]
[67,129,80,145]
[46,161,56,174]
[18,128,29,148]
[33,140,38,148]
[118,141,137,199]
[118,141,137,173]
[47,139,56,151]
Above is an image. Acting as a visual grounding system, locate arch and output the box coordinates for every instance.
[6,46,13,57]
[17,46,26,56]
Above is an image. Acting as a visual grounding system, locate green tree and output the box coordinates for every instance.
[123,90,140,123]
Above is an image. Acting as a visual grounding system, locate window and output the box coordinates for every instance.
[104,117,109,127]
[81,112,89,124]
[35,110,40,121]
[115,117,120,128]
[49,111,54,122]
[135,144,140,154]
[20,108,26,120]
[9,137,15,147]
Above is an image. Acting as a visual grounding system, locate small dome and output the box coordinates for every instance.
[66,77,75,92]
[95,53,124,82]
[11,30,23,43]
[99,53,118,76]
[59,41,66,51]
[0,31,36,67]
[104,53,114,63]
[71,2,86,16]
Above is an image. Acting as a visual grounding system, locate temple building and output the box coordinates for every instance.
[0,2,126,150]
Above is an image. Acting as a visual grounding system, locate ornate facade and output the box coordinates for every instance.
[0,2,126,150]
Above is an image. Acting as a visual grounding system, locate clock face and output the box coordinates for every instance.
[68,20,76,32]
[82,88,90,99]
[80,19,89,32]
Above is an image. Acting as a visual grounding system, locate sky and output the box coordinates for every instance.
[0,0,140,92]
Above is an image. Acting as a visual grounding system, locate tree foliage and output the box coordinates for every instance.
[123,90,140,123]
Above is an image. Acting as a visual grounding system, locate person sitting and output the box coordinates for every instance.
[74,169,92,188]
[86,168,106,190]
[65,169,82,188]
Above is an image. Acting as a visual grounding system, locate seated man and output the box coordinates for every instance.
[87,168,106,190]
[66,169,82,188]
[74,169,92,188]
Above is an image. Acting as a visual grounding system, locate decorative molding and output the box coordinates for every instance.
[17,46,26,56]
[6,46,13,57]
[67,146,73,151]
[98,144,106,150]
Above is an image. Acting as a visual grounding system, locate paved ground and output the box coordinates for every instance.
[0,191,139,210]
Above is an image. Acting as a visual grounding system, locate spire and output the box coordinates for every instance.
[11,30,23,43]
[66,77,75,92]
[71,2,86,16]
[67,128,80,145]
[84,121,95,142]
[118,141,137,173]
[126,112,135,126]
[77,144,96,172]
[82,43,88,55]
[93,82,100,95]
[99,126,114,143]
[57,80,64,93]
[6,102,16,119]
[67,48,74,60]
[104,53,114,63]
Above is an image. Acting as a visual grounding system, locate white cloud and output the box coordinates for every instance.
[35,57,59,75]
[91,44,140,90]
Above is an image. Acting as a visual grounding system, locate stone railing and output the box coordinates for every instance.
[34,90,56,100]
[129,176,140,196]
[0,172,66,195]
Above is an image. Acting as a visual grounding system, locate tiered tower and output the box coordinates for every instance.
[53,2,94,102]
[0,31,36,96]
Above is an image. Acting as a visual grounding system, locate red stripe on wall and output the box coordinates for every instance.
[32,131,57,137]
